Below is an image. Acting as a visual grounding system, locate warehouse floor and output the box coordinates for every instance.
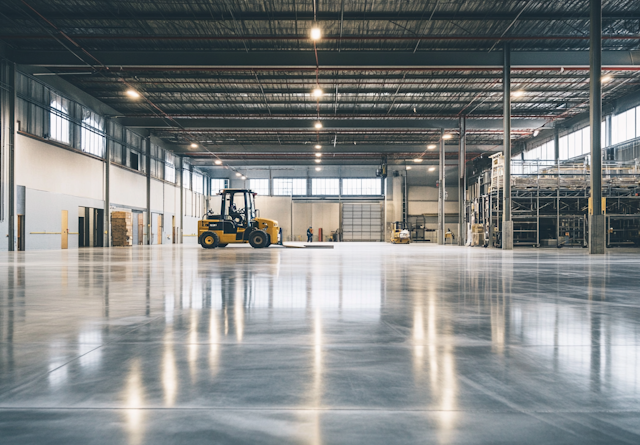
[1,243,639,444]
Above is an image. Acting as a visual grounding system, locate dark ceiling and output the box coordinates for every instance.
[1,0,640,166]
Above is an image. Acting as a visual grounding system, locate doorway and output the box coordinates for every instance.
[172,215,176,244]
[61,210,68,249]
[17,215,25,251]
[157,214,163,245]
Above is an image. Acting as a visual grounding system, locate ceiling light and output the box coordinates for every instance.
[241,176,246,180]
[533,130,540,137]
[428,167,436,172]
[413,158,423,163]
[312,88,323,98]
[190,143,198,148]
[315,167,322,171]
[442,134,453,140]
[601,75,612,83]
[310,27,322,41]
[235,172,241,177]
[512,90,525,97]
[315,153,322,157]
[314,144,322,149]
[406,166,412,170]
[314,122,323,129]
[214,160,222,165]
[126,89,140,98]
[315,159,321,163]
[427,144,436,150]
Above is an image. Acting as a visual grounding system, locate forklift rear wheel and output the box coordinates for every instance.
[201,231,219,249]
[249,230,269,248]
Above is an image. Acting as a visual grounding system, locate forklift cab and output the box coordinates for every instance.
[221,189,256,227]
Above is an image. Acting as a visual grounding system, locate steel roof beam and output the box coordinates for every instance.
[12,50,640,69]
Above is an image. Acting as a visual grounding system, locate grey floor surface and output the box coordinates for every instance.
[1,243,639,444]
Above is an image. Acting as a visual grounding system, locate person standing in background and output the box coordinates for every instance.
[307,226,313,242]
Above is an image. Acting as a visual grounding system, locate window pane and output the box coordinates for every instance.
[342,178,382,195]
[581,127,590,157]
[193,172,204,194]
[50,94,69,144]
[559,136,569,160]
[273,178,307,195]
[249,179,269,195]
[211,179,228,193]
[312,178,339,195]
[81,108,105,157]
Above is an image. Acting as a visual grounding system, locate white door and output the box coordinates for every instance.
[342,203,383,242]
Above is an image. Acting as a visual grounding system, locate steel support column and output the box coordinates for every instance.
[7,62,15,251]
[554,126,560,162]
[437,128,445,245]
[145,137,151,245]
[589,0,605,254]
[502,44,513,250]
[458,116,466,246]
[104,119,111,247]
[179,157,184,244]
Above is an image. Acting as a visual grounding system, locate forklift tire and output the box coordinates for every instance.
[218,244,228,248]
[200,232,219,249]
[249,230,269,248]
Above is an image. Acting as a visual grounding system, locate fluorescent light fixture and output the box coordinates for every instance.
[235,172,241,177]
[315,167,322,171]
[314,144,322,149]
[427,144,436,150]
[214,160,222,165]
[315,153,322,157]
[314,122,323,129]
[442,134,453,140]
[428,167,436,172]
[312,88,323,98]
[413,158,423,163]
[126,89,140,98]
[601,75,612,83]
[315,159,321,163]
[512,90,525,97]
[533,129,540,137]
[241,176,246,180]
[190,143,198,148]
[310,27,322,41]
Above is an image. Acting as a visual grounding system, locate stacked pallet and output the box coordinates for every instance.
[111,211,133,246]
[471,224,484,246]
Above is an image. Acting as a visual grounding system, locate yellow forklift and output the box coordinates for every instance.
[391,221,411,244]
[198,189,281,249]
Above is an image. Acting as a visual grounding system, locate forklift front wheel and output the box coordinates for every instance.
[201,231,219,249]
[249,230,269,248]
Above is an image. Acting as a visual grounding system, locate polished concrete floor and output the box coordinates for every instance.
[1,243,640,444]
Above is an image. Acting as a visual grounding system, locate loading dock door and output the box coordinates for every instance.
[342,203,383,242]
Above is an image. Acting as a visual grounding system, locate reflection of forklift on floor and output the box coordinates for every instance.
[391,221,411,244]
[198,189,281,249]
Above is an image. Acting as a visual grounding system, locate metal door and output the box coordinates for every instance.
[61,210,68,249]
[342,203,383,242]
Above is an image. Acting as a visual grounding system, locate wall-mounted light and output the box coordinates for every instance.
[214,160,222,165]
[314,122,323,129]
[126,89,140,98]
[427,144,436,150]
[310,27,322,41]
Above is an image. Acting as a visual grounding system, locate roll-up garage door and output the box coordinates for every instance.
[342,203,383,242]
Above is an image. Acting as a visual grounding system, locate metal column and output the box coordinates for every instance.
[554,126,560,162]
[458,116,466,246]
[502,44,513,250]
[589,0,605,254]
[437,128,445,245]
[104,119,111,247]
[7,62,15,251]
[145,137,151,245]
[179,156,184,244]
